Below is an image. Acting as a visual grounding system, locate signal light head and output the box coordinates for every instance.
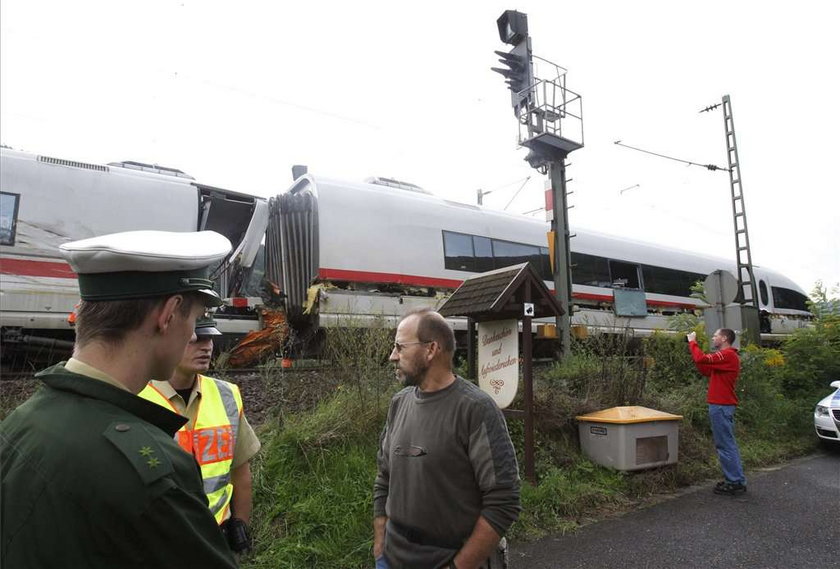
[492,10,534,113]
[496,10,528,45]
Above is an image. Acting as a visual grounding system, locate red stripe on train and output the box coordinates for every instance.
[317,268,699,309]
[1,260,699,311]
[0,258,76,279]
[572,291,697,309]
[318,268,464,289]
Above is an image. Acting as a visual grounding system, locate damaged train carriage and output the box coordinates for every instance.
[0,147,268,362]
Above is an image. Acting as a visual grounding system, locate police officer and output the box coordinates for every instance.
[1,230,239,568]
[140,316,261,554]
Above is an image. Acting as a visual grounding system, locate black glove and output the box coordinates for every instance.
[221,517,252,554]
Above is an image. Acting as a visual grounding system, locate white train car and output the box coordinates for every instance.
[266,174,812,342]
[0,147,268,355]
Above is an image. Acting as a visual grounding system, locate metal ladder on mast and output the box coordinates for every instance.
[722,94,758,308]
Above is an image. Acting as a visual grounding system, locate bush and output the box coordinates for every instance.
[643,330,703,392]
[777,315,840,396]
[540,338,647,408]
[322,316,396,407]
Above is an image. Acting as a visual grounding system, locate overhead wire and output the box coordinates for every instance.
[613,140,730,172]
[503,176,533,211]
[483,175,532,195]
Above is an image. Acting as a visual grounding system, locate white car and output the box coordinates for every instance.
[814,380,840,444]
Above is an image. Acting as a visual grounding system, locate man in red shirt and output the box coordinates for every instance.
[687,328,747,495]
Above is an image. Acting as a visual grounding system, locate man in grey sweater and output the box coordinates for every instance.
[373,309,521,569]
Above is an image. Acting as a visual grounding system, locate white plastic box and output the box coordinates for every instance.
[576,406,683,471]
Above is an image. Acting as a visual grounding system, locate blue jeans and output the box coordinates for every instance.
[709,404,746,485]
[375,555,390,569]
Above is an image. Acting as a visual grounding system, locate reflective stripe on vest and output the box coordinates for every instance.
[138,375,243,524]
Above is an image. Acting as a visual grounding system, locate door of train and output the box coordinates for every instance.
[196,185,268,298]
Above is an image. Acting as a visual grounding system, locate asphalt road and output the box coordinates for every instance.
[510,451,840,569]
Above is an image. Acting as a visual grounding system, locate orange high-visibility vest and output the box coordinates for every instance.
[139,375,243,524]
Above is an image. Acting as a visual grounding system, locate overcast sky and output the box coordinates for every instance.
[2,0,837,293]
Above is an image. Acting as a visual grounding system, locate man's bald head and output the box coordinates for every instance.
[402,308,455,356]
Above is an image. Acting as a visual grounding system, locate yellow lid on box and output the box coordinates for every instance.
[576,406,683,424]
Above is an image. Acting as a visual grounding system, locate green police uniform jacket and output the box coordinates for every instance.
[0,363,238,569]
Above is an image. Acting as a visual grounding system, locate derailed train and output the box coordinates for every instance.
[0,147,812,359]
[0,147,268,357]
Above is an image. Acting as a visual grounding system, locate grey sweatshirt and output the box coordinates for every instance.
[373,377,521,568]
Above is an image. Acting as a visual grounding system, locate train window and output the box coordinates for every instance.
[240,243,266,297]
[570,252,611,287]
[771,286,809,312]
[473,236,494,272]
[642,264,705,297]
[609,260,642,290]
[759,280,769,305]
[443,230,552,279]
[443,231,476,271]
[0,192,20,246]
[492,239,542,274]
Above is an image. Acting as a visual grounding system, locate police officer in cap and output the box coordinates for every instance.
[140,316,261,555]
[1,230,239,569]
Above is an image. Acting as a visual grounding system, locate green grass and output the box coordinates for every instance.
[512,461,629,540]
[248,441,378,569]
[245,386,389,569]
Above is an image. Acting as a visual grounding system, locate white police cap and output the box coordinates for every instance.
[60,230,232,307]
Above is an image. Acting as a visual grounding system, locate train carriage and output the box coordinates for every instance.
[0,148,268,356]
[267,174,812,341]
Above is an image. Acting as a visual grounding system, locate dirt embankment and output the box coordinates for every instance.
[1,368,340,425]
[220,368,341,426]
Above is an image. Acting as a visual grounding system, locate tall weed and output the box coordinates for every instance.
[777,315,840,396]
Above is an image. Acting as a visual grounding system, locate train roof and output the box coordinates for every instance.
[1,146,261,202]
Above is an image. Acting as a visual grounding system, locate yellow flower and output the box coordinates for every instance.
[763,349,785,367]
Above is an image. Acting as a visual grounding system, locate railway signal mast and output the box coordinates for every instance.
[492,10,584,357]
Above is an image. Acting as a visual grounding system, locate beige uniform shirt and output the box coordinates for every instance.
[65,358,130,391]
[147,376,261,468]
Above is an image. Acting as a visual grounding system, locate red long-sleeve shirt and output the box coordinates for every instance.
[688,341,740,405]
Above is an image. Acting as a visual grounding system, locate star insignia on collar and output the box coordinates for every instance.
[147,457,161,469]
[139,446,155,457]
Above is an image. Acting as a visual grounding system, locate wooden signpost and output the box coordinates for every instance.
[438,263,565,484]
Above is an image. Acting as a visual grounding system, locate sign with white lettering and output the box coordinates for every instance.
[477,319,519,408]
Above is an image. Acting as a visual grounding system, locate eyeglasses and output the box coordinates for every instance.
[392,341,432,353]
